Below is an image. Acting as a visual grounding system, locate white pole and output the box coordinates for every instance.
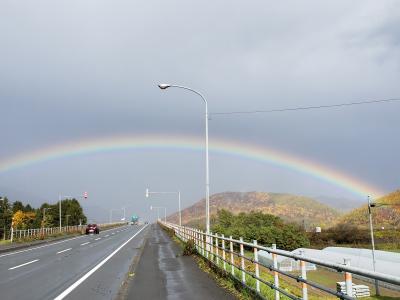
[205,100,210,234]
[59,194,62,231]
[178,191,182,226]
[158,84,210,233]
[368,196,380,295]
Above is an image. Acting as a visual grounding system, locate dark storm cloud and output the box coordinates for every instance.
[0,1,399,220]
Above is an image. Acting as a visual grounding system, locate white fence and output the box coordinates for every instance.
[5,222,126,242]
[161,221,400,300]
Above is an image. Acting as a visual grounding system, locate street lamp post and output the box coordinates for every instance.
[150,205,166,222]
[109,208,125,224]
[146,188,181,226]
[368,198,400,295]
[158,84,210,234]
[367,196,380,295]
[59,192,88,230]
[0,197,7,241]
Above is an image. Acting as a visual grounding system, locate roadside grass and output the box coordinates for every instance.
[0,240,12,246]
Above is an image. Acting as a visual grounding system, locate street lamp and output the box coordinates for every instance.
[367,196,380,295]
[146,188,181,226]
[157,84,210,234]
[109,208,125,223]
[59,192,88,230]
[368,197,400,295]
[150,205,166,222]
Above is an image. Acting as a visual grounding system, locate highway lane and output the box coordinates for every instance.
[0,224,149,300]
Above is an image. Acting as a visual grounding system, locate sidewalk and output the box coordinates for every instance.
[126,224,236,300]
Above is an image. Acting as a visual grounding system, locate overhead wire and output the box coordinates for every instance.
[209,97,400,116]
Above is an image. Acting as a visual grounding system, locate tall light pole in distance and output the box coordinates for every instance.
[146,188,181,226]
[367,195,380,295]
[59,192,88,230]
[150,205,166,222]
[368,197,400,295]
[158,84,210,233]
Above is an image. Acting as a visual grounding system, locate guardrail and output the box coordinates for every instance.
[5,222,126,242]
[160,221,400,299]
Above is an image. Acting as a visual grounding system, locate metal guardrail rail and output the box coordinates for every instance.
[160,221,400,300]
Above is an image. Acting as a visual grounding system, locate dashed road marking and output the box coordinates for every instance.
[57,248,72,254]
[9,259,39,270]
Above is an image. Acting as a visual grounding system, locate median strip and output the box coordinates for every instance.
[8,259,39,270]
[57,248,72,254]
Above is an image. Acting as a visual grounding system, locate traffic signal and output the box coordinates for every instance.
[83,192,88,199]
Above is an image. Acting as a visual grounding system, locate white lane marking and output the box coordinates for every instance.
[111,233,115,235]
[95,238,101,241]
[57,248,72,254]
[54,225,148,300]
[105,235,110,237]
[80,242,90,246]
[0,226,128,259]
[8,259,39,270]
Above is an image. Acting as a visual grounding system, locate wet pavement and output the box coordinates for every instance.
[126,224,236,300]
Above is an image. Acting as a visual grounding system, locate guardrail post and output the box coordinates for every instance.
[222,234,226,271]
[230,236,234,276]
[210,233,214,262]
[344,258,353,297]
[197,230,201,253]
[240,237,245,284]
[201,231,205,257]
[254,240,260,293]
[215,234,220,266]
[299,250,308,300]
[272,243,280,300]
[205,234,209,259]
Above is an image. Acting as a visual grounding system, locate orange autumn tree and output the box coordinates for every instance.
[12,210,36,229]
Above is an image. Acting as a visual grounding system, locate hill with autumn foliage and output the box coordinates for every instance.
[341,189,400,228]
[167,191,341,228]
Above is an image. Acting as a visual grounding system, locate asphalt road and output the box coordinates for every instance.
[0,224,149,300]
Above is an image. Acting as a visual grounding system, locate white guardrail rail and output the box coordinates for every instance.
[7,222,126,242]
[160,221,400,300]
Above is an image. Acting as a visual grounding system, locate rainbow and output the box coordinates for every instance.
[0,134,384,198]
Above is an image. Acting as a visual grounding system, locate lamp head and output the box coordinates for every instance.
[158,83,170,90]
[145,188,149,198]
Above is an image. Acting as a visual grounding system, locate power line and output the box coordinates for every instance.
[210,97,400,116]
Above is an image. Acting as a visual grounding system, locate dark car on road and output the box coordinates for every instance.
[85,224,100,234]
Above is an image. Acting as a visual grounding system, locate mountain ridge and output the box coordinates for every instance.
[167,191,341,228]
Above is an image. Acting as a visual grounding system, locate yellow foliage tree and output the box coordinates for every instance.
[12,210,36,229]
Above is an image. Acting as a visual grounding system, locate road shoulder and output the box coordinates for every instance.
[124,223,237,300]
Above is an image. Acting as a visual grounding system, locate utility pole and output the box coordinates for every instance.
[368,195,380,296]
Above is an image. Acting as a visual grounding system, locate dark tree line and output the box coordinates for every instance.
[0,196,87,237]
[212,209,310,251]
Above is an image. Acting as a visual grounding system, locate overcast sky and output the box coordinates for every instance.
[0,1,399,222]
